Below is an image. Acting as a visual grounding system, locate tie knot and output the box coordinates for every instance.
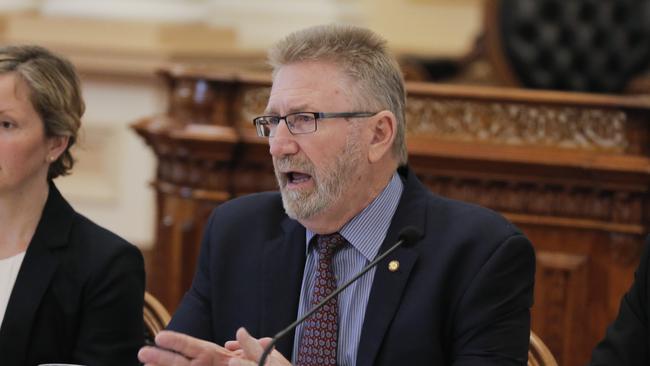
[316,233,346,259]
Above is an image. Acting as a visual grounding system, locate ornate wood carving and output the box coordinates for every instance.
[237,85,631,153]
[609,233,644,267]
[406,98,628,152]
[240,86,271,129]
[416,173,645,231]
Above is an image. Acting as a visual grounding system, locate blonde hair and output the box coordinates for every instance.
[268,24,408,164]
[0,45,84,179]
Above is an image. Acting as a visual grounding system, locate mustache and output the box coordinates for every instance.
[273,156,315,175]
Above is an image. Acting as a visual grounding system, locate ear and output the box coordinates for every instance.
[367,111,397,164]
[46,135,70,162]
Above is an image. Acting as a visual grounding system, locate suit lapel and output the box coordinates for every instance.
[260,217,306,358]
[0,183,72,365]
[356,167,428,366]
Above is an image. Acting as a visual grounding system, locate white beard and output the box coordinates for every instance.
[273,132,362,220]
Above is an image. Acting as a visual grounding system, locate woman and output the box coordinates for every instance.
[0,45,144,365]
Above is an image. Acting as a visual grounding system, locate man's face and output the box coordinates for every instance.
[267,61,366,221]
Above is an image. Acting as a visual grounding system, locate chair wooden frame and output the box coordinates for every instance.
[529,331,558,366]
[144,291,171,339]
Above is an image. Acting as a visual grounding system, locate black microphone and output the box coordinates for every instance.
[257,226,422,366]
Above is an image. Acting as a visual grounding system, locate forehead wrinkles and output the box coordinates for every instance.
[267,63,354,113]
[266,87,320,114]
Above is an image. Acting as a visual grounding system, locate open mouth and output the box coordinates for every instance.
[285,171,313,187]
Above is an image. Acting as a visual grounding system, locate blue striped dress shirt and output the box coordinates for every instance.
[292,172,404,365]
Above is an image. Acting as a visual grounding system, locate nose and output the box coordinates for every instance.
[269,120,299,157]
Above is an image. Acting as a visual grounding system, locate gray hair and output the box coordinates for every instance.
[268,24,407,165]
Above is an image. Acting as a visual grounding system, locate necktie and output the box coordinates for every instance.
[296,233,346,366]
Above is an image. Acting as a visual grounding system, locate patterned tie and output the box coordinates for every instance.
[296,233,346,366]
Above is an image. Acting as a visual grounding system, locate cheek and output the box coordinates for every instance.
[300,128,360,173]
[0,136,48,170]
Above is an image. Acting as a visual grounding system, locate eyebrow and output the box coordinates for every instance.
[263,104,311,115]
[0,108,17,118]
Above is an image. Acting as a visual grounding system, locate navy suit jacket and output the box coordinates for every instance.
[0,183,145,366]
[589,235,650,365]
[169,166,535,365]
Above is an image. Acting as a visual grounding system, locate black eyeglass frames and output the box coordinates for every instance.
[252,111,378,137]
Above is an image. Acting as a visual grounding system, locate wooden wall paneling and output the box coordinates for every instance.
[521,226,644,366]
[179,199,218,304]
[152,192,188,310]
[534,251,588,366]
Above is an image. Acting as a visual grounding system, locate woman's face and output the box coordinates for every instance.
[0,72,63,195]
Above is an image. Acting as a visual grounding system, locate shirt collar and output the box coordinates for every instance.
[305,172,404,261]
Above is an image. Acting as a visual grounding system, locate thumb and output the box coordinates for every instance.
[236,327,265,360]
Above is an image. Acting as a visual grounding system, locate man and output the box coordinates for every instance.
[139,24,535,366]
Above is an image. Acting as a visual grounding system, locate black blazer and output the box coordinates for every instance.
[589,235,650,365]
[169,166,535,365]
[0,183,145,366]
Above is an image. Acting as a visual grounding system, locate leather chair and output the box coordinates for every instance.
[485,0,650,92]
[407,0,650,93]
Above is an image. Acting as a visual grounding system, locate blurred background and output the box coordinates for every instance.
[0,0,482,250]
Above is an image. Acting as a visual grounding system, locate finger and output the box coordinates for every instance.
[236,327,265,360]
[228,337,271,351]
[232,349,244,358]
[138,345,190,365]
[156,331,234,359]
[224,340,241,351]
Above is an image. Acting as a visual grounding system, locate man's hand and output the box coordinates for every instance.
[138,330,236,366]
[226,328,292,366]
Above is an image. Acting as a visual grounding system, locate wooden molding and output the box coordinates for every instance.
[0,12,266,77]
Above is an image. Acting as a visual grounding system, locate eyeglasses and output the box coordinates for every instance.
[252,111,378,137]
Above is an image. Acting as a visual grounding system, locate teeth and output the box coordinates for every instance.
[288,172,310,184]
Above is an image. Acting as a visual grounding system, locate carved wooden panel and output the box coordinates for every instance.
[406,98,628,152]
[414,172,645,230]
[148,187,225,309]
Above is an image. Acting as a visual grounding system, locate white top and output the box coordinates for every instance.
[0,251,26,329]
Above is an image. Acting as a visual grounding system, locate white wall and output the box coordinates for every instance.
[39,0,481,56]
[56,76,166,248]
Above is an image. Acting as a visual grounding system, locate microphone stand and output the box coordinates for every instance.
[257,227,420,366]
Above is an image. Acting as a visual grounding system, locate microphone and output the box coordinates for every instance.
[257,226,422,366]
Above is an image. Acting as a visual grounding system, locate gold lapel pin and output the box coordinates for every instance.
[388,260,400,272]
